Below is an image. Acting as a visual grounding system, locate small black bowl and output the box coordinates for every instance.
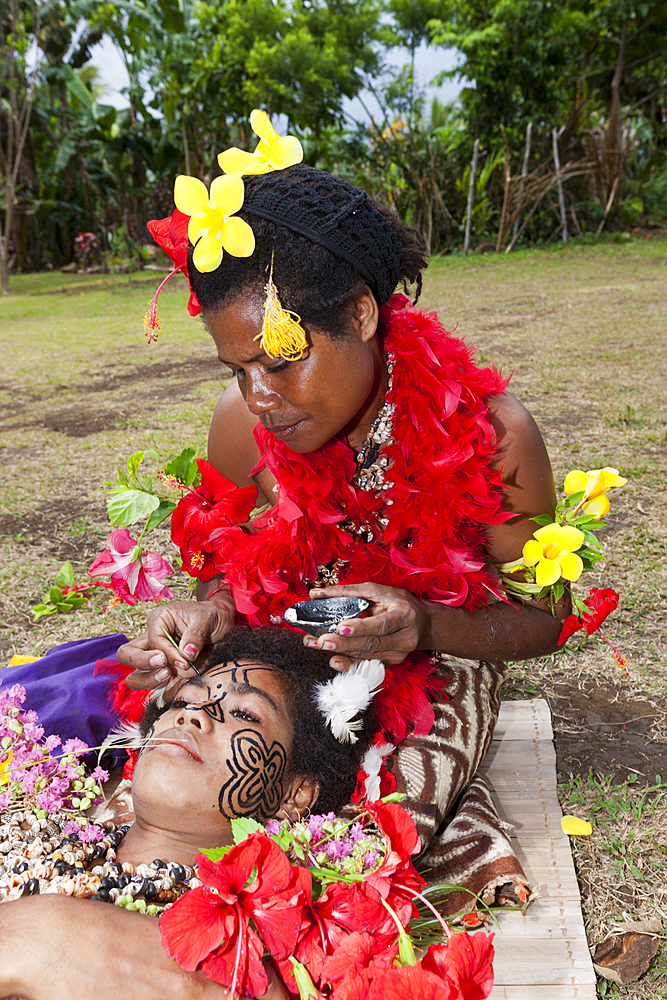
[284,596,370,637]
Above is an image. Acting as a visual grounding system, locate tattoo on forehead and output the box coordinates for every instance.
[173,661,269,726]
[219,729,287,823]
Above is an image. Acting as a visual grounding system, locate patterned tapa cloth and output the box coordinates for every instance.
[388,656,535,923]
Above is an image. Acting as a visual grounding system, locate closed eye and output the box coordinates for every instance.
[231,707,260,724]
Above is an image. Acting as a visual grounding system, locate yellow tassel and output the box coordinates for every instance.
[256,256,308,360]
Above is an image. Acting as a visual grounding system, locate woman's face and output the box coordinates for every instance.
[205,291,383,454]
[132,660,295,842]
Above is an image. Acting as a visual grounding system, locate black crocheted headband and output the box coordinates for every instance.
[242,165,404,305]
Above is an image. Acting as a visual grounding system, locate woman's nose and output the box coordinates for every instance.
[243,369,281,415]
[174,704,214,732]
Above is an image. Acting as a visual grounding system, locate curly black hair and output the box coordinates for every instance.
[187,167,428,340]
[140,626,375,816]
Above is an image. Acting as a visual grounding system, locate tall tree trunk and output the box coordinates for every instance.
[463,139,480,255]
[552,127,568,244]
[512,122,532,243]
[0,0,40,294]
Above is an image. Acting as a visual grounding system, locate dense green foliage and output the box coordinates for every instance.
[1,0,665,287]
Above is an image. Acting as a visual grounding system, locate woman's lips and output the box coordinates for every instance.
[146,730,203,763]
[265,418,304,440]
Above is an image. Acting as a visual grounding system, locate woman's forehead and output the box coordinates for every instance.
[177,660,287,706]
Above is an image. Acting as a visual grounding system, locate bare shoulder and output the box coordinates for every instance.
[485,391,557,536]
[487,392,552,485]
[207,381,262,489]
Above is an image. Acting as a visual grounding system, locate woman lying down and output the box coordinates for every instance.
[0,628,377,1000]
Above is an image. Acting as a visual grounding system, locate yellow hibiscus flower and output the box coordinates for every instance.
[173,174,255,273]
[563,467,627,517]
[522,523,585,586]
[217,109,303,176]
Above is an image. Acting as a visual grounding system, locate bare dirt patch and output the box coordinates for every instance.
[546,680,667,785]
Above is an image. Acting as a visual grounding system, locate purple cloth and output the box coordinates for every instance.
[2,634,128,752]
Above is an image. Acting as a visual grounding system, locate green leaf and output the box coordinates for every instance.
[573,595,589,616]
[53,136,78,174]
[64,66,95,112]
[53,561,75,589]
[531,514,555,526]
[231,816,264,844]
[198,845,234,862]
[49,586,64,604]
[572,515,606,529]
[144,499,178,533]
[127,451,145,478]
[33,604,57,621]
[164,447,199,487]
[107,489,160,527]
[380,791,406,804]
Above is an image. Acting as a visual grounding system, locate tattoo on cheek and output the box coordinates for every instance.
[218,729,287,823]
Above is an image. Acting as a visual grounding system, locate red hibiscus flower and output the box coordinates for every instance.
[160,834,309,997]
[147,209,202,317]
[88,529,174,603]
[421,933,495,999]
[171,459,257,580]
[321,930,398,1000]
[366,962,453,999]
[363,799,426,924]
[558,587,619,645]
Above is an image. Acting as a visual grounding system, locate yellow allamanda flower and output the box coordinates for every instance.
[0,751,14,785]
[563,467,627,518]
[522,522,585,587]
[217,109,303,176]
[173,174,255,273]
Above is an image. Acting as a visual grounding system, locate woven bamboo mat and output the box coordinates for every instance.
[479,699,598,999]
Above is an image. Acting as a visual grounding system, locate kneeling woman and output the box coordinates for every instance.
[0,628,374,1000]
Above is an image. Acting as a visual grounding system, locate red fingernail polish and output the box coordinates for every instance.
[339,626,351,635]
[323,641,335,651]
[183,645,197,657]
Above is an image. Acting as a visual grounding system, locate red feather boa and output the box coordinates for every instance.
[173,294,510,743]
[211,294,510,622]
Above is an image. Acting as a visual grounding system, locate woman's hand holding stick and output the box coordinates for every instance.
[117,583,236,690]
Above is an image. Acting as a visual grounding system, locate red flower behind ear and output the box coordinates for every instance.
[558,587,619,645]
[147,209,202,316]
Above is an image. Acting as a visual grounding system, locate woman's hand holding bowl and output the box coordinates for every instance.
[117,599,235,690]
[304,582,429,670]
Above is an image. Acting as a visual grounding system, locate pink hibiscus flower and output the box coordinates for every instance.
[88,528,174,603]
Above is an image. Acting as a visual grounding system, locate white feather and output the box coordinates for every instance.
[360,742,395,801]
[98,720,144,761]
[314,659,386,743]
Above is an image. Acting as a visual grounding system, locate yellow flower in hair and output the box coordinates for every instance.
[173,174,255,273]
[217,109,303,176]
[563,467,627,517]
[522,522,584,587]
